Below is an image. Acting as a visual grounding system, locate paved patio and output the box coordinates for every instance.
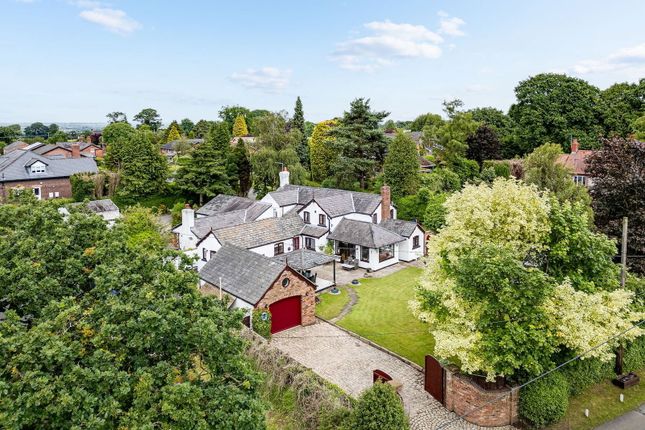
[271,319,513,430]
[313,259,424,288]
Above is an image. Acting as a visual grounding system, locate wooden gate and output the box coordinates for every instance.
[424,355,445,404]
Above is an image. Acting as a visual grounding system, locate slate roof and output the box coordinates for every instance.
[380,219,421,238]
[327,218,404,248]
[272,249,336,270]
[197,194,268,217]
[199,245,287,305]
[0,150,98,182]
[85,199,119,213]
[213,212,305,249]
[301,224,328,238]
[192,207,269,240]
[269,184,382,216]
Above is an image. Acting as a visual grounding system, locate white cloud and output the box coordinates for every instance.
[229,67,291,92]
[572,43,645,75]
[332,20,448,72]
[438,13,466,37]
[79,8,141,35]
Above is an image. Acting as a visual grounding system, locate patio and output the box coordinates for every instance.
[315,259,423,287]
[272,248,337,291]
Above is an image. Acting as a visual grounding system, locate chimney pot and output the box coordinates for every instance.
[71,142,81,159]
[380,185,391,222]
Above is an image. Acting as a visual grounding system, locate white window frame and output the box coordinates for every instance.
[32,186,42,200]
[30,162,46,174]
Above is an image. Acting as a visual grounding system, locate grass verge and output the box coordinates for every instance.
[316,287,351,320]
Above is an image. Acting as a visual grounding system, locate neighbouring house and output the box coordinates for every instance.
[557,138,595,187]
[199,244,317,334]
[2,141,29,154]
[32,142,103,159]
[58,199,121,226]
[161,138,203,161]
[229,135,256,146]
[0,149,98,202]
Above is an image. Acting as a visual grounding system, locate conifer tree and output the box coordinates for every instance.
[309,119,338,182]
[119,129,168,198]
[231,138,252,196]
[383,131,420,200]
[165,120,181,143]
[292,96,308,167]
[232,114,249,137]
[175,124,232,205]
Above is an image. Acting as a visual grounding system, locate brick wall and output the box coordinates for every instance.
[256,266,316,326]
[0,177,72,202]
[443,366,518,427]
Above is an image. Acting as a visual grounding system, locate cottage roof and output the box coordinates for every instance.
[269,184,381,216]
[199,245,287,304]
[3,141,29,154]
[557,150,594,176]
[0,150,98,182]
[300,223,328,238]
[197,194,268,217]
[191,206,270,240]
[213,212,304,249]
[380,219,421,238]
[327,218,404,248]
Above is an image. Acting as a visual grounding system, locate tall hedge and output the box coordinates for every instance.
[351,382,408,430]
[519,372,569,428]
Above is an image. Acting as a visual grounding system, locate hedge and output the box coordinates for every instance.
[519,372,569,428]
[252,308,271,340]
[560,357,614,395]
[624,336,645,373]
[351,382,409,430]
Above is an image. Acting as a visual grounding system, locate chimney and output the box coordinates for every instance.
[181,203,195,233]
[279,166,290,188]
[380,185,391,222]
[571,138,579,153]
[71,142,81,159]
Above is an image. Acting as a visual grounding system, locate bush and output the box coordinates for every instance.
[483,160,511,178]
[624,336,645,373]
[420,168,461,193]
[560,357,613,395]
[351,382,408,430]
[396,188,430,221]
[252,308,271,339]
[423,192,448,232]
[70,173,95,201]
[519,372,569,428]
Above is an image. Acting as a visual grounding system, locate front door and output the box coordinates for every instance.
[269,296,302,334]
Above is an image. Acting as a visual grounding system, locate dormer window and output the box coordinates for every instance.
[30,161,46,174]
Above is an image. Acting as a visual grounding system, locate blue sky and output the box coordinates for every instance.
[1,0,644,125]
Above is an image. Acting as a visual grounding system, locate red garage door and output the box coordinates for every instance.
[269,296,302,334]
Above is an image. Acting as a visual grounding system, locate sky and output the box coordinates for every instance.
[1,0,644,125]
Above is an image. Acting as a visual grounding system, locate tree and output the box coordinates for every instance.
[509,73,603,154]
[48,130,68,144]
[23,122,49,138]
[175,123,232,205]
[632,115,645,140]
[309,119,338,182]
[523,143,591,207]
[232,114,249,137]
[600,80,644,137]
[103,122,136,170]
[0,201,266,429]
[0,124,21,144]
[165,121,182,143]
[219,105,251,134]
[423,192,448,232]
[465,124,501,167]
[413,178,639,381]
[230,138,252,197]
[48,123,60,134]
[330,98,389,190]
[587,138,645,274]
[422,100,479,165]
[106,111,128,123]
[410,113,443,132]
[133,108,162,131]
[118,129,168,198]
[350,382,408,430]
[383,131,419,199]
[468,107,519,158]
[193,120,215,139]
[180,118,194,136]
[292,96,309,167]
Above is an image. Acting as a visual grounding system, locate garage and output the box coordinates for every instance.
[270,296,302,334]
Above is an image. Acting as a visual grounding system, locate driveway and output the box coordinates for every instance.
[595,403,645,430]
[271,320,512,429]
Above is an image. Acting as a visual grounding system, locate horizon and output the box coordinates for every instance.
[1,0,644,124]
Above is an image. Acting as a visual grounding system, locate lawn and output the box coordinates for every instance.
[335,267,434,366]
[547,368,645,430]
[316,288,350,320]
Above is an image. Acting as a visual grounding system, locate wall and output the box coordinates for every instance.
[0,177,72,202]
[195,234,222,270]
[399,226,425,262]
[256,266,316,327]
[249,238,297,258]
[368,244,399,271]
[443,367,518,427]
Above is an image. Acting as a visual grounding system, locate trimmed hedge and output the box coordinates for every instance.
[560,358,613,395]
[624,336,645,373]
[520,372,569,428]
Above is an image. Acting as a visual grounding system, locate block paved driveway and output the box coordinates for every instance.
[271,320,513,430]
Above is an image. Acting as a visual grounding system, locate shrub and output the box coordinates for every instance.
[423,192,448,232]
[624,336,645,373]
[519,372,569,428]
[560,357,613,395]
[351,382,408,430]
[483,160,511,178]
[396,188,430,221]
[70,173,95,201]
[252,308,271,339]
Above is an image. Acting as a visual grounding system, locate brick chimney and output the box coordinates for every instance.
[71,142,81,159]
[380,185,391,222]
[571,138,579,153]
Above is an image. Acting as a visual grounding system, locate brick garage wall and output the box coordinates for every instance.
[0,177,72,202]
[256,267,316,326]
[443,367,518,427]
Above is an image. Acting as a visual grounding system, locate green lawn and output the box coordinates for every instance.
[547,369,645,430]
[336,267,434,366]
[316,288,351,320]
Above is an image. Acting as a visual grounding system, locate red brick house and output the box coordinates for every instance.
[199,244,316,334]
[557,138,595,186]
[31,142,104,159]
[0,149,98,202]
